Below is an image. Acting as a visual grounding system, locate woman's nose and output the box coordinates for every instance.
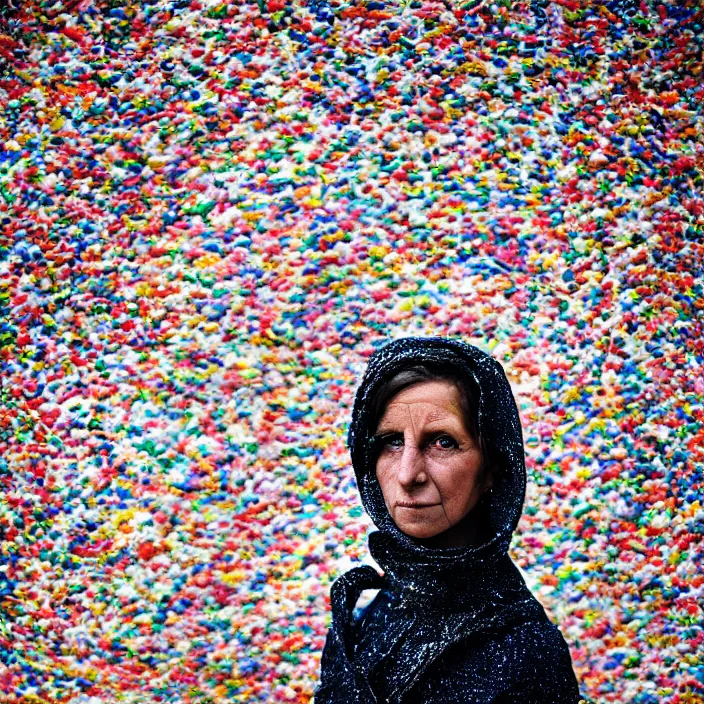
[397,444,427,487]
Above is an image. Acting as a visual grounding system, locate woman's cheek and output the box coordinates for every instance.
[376,463,393,503]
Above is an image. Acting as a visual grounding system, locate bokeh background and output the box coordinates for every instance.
[1,0,703,702]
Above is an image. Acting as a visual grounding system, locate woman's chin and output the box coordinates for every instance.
[396,521,445,540]
[397,518,481,549]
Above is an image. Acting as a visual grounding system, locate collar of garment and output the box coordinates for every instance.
[367,529,527,617]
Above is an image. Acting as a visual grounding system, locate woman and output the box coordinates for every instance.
[316,336,582,703]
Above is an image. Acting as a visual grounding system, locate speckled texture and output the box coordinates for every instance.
[316,336,581,703]
[2,1,703,700]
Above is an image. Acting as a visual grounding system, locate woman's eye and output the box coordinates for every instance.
[434,435,457,449]
[376,434,403,448]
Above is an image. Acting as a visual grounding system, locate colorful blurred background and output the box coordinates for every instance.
[1,0,703,702]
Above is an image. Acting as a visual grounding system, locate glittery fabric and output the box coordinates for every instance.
[316,337,581,703]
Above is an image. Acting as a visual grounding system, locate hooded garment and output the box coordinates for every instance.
[315,337,582,704]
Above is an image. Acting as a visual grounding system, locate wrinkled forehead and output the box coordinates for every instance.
[376,383,467,432]
[349,340,488,447]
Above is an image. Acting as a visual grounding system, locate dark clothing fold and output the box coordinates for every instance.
[316,337,581,703]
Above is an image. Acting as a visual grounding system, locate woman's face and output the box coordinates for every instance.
[374,380,490,546]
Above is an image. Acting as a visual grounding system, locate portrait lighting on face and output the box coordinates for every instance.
[374,379,491,548]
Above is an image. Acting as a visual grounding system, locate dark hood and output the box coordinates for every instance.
[347,336,526,566]
[315,337,568,704]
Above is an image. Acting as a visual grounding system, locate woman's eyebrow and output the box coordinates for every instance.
[426,410,451,423]
[375,421,397,433]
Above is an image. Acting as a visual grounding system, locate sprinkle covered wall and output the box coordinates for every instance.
[1,0,703,702]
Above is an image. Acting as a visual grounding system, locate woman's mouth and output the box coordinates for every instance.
[396,502,440,509]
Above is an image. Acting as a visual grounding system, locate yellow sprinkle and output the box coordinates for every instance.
[49,116,65,132]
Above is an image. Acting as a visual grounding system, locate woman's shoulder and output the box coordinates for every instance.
[440,618,576,680]
[439,615,570,657]
[410,618,581,704]
[501,615,572,647]
[482,616,576,673]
